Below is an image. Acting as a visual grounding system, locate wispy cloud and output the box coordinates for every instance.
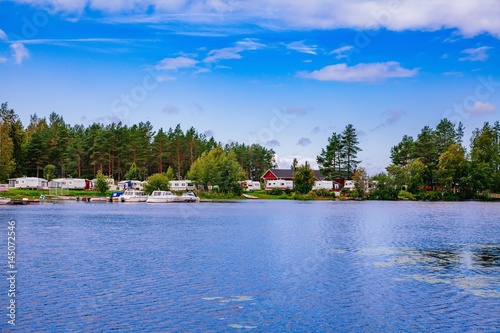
[459,46,491,62]
[311,126,323,135]
[154,56,198,70]
[0,29,7,41]
[0,57,8,63]
[265,139,280,147]
[297,137,312,146]
[203,38,265,63]
[275,155,318,169]
[443,71,463,77]
[286,41,317,55]
[330,45,353,59]
[373,109,404,130]
[298,62,418,82]
[13,38,145,45]
[10,42,29,64]
[162,104,180,115]
[282,106,312,115]
[15,1,500,38]
[189,102,205,114]
[204,129,214,138]
[466,101,496,115]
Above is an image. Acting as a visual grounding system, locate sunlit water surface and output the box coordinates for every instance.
[1,201,499,332]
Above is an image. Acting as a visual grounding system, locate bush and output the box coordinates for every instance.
[268,188,284,195]
[315,189,333,197]
[369,188,399,200]
[417,191,441,201]
[398,190,414,200]
[284,188,293,195]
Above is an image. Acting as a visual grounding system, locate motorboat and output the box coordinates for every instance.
[121,190,147,202]
[178,191,200,202]
[146,191,177,203]
[0,197,11,205]
[107,191,124,202]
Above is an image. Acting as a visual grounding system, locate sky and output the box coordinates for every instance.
[1,0,500,175]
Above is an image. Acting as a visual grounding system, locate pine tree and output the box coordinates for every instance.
[341,124,361,179]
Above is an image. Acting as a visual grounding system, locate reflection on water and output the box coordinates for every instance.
[366,245,500,298]
[1,201,499,332]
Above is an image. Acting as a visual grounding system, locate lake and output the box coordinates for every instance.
[1,200,499,332]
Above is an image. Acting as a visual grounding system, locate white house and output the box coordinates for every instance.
[169,180,195,191]
[8,177,47,189]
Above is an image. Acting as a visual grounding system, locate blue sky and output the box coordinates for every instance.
[1,0,500,174]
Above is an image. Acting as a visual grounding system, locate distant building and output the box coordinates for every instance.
[169,180,195,191]
[239,180,261,191]
[8,177,47,189]
[261,169,340,191]
[49,178,92,190]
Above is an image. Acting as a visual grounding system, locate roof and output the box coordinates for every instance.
[261,169,331,181]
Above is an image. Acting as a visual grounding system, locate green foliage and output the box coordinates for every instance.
[95,170,110,196]
[398,190,414,200]
[143,172,171,194]
[390,135,414,167]
[369,173,399,200]
[315,188,333,197]
[293,163,315,194]
[317,124,362,180]
[416,191,441,201]
[341,124,362,178]
[187,147,244,194]
[43,164,56,181]
[268,188,284,195]
[226,143,275,180]
[124,162,141,180]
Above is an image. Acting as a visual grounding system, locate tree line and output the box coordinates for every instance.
[0,103,276,184]
[374,119,500,199]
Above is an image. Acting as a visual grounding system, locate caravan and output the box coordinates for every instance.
[8,177,47,189]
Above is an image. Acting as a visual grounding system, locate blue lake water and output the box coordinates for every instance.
[1,200,499,332]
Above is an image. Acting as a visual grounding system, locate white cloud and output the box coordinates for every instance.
[459,46,491,62]
[0,29,8,41]
[0,57,8,63]
[330,45,353,59]
[19,1,500,37]
[286,41,317,55]
[203,38,265,63]
[466,101,496,115]
[154,56,198,70]
[203,47,242,63]
[298,61,418,82]
[297,137,312,146]
[10,42,29,64]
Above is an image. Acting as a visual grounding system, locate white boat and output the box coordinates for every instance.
[0,197,11,205]
[146,191,177,203]
[121,190,147,202]
[178,191,200,202]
